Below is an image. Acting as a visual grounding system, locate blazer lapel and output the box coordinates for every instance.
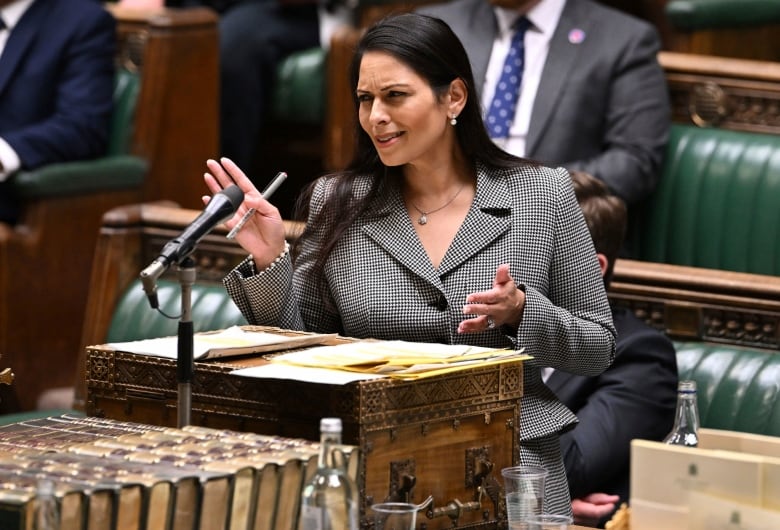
[438,164,512,275]
[361,185,443,287]
[526,1,590,155]
[0,0,49,98]
[360,165,512,281]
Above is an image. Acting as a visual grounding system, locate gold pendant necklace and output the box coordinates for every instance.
[409,183,466,225]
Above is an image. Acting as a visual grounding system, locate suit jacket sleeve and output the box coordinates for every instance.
[517,168,616,377]
[3,8,116,169]
[563,22,670,205]
[559,321,678,498]
[223,176,341,332]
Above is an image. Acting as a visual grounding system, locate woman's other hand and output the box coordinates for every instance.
[459,264,525,334]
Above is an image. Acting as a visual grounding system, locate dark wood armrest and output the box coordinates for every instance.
[610,259,780,349]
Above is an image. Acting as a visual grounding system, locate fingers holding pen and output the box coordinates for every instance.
[202,157,287,266]
[204,157,276,216]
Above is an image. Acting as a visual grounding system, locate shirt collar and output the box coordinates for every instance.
[1,0,36,32]
[493,0,567,39]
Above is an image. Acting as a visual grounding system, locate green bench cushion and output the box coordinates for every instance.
[106,279,247,343]
[633,124,780,275]
[666,0,780,30]
[272,47,327,126]
[675,341,780,437]
[12,155,147,199]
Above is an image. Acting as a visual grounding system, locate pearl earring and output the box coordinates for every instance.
[450,115,458,126]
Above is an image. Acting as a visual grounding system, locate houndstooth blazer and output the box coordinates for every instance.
[225,160,616,434]
[224,161,616,512]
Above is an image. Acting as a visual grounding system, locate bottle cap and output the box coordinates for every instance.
[678,380,697,393]
[320,417,342,433]
[37,479,55,496]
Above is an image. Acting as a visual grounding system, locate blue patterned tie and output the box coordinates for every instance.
[486,17,531,139]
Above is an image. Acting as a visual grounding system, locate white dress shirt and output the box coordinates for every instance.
[0,0,35,181]
[481,0,565,156]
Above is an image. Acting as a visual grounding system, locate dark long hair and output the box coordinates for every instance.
[294,13,525,277]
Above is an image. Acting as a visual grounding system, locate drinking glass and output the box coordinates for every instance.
[501,465,548,530]
[524,514,573,529]
[371,502,417,530]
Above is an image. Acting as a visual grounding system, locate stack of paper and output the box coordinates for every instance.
[231,340,529,384]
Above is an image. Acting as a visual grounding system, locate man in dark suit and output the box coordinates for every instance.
[547,170,678,527]
[0,0,115,224]
[417,0,670,206]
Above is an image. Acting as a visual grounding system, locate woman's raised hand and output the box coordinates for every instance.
[203,157,287,269]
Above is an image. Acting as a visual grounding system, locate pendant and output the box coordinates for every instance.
[418,215,428,225]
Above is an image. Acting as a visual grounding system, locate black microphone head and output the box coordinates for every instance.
[220,184,244,209]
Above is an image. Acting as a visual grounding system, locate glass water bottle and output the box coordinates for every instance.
[34,479,59,530]
[299,418,359,530]
[663,380,700,447]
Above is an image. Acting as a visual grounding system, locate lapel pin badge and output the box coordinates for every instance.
[568,28,586,44]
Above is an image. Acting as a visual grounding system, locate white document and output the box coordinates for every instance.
[107,326,336,360]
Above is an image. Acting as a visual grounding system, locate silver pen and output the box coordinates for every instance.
[226,171,288,239]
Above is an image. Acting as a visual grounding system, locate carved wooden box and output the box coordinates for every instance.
[85,339,523,529]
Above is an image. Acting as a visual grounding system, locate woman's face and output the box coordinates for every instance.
[356,51,455,168]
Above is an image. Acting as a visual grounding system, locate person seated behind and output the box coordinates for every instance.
[0,0,116,224]
[545,170,678,527]
[124,0,350,174]
[204,12,616,518]
[417,0,671,207]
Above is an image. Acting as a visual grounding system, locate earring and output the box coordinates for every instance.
[450,115,458,126]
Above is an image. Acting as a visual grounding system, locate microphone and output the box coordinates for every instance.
[140,184,244,308]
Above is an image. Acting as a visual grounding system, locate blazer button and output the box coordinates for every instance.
[436,296,448,311]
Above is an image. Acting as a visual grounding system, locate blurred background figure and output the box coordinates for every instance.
[0,0,116,224]
[418,0,671,207]
[545,170,678,527]
[121,0,350,175]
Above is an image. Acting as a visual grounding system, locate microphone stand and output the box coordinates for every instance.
[176,256,196,428]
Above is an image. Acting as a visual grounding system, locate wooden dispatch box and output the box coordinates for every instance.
[85,332,524,529]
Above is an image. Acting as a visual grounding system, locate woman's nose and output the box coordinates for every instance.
[369,99,389,125]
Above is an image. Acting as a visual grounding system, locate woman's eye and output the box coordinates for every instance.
[357,94,372,103]
[388,91,406,98]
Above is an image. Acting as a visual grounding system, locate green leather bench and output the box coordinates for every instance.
[615,122,780,435]
[106,281,246,342]
[272,47,327,128]
[675,342,780,437]
[629,124,780,276]
[666,0,780,30]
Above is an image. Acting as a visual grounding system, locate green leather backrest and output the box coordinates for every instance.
[675,341,780,437]
[666,0,780,30]
[272,47,327,126]
[633,124,780,275]
[106,279,246,343]
[108,68,141,156]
